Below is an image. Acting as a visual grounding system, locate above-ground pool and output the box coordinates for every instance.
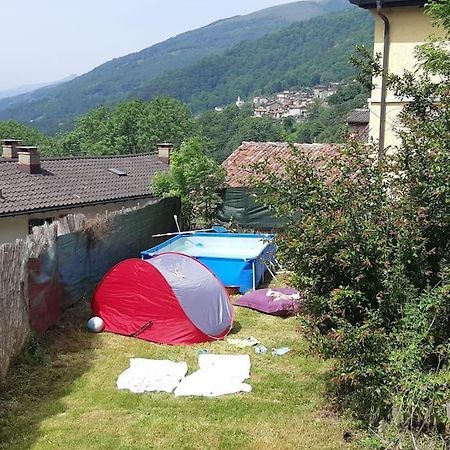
[140,232,275,293]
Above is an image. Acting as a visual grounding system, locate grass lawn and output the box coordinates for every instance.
[0,289,357,450]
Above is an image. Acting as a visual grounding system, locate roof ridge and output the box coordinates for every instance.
[239,141,335,147]
[240,141,290,145]
[0,151,158,164]
[41,151,157,161]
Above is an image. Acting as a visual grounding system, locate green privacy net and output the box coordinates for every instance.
[216,188,287,230]
[30,197,181,331]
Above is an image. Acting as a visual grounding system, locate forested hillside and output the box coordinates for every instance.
[0,79,369,163]
[137,8,373,112]
[0,0,350,134]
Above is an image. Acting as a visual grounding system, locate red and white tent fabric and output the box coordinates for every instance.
[92,253,233,345]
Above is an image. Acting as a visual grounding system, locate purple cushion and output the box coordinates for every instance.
[234,288,301,317]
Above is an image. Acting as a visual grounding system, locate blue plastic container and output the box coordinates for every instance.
[140,232,275,293]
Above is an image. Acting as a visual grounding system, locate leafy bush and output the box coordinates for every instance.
[255,5,450,444]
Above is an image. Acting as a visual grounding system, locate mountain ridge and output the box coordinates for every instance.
[0,0,351,133]
[136,8,373,113]
[0,74,77,101]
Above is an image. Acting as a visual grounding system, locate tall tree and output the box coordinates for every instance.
[152,138,225,228]
[56,97,199,156]
[0,120,55,155]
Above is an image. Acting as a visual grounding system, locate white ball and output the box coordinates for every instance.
[87,316,104,333]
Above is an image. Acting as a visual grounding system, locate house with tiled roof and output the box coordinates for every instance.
[0,141,172,245]
[223,141,339,188]
[346,108,370,141]
[218,141,338,229]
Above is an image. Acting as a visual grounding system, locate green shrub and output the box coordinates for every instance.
[255,5,450,442]
[152,138,225,228]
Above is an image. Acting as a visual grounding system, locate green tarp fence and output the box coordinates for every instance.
[217,188,287,230]
[57,197,181,308]
[30,197,181,331]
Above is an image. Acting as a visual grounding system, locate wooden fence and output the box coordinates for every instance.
[0,214,91,379]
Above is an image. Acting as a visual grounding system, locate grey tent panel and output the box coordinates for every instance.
[148,253,232,337]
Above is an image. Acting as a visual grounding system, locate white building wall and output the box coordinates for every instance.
[0,216,28,245]
[0,198,153,246]
[370,7,446,148]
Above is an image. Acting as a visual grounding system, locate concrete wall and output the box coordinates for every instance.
[0,198,152,245]
[0,216,28,245]
[369,6,446,148]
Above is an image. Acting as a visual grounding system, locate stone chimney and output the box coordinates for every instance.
[17,146,41,174]
[2,139,21,159]
[157,143,174,164]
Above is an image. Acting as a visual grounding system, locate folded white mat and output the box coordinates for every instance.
[117,358,188,394]
[174,354,252,397]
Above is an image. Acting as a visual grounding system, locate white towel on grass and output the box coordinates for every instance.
[174,354,252,397]
[117,358,188,393]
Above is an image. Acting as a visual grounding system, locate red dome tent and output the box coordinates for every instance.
[92,253,233,345]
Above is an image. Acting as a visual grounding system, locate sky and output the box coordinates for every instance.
[0,0,300,91]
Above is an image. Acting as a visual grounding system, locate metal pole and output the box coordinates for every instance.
[173,215,181,233]
[252,260,256,291]
[152,228,214,238]
[376,0,390,158]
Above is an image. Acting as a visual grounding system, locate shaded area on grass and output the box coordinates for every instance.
[228,320,242,335]
[0,299,95,450]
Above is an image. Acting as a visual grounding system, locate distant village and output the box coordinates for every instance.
[217,83,342,121]
[252,83,341,120]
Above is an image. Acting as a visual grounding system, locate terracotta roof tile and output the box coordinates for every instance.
[222,141,340,188]
[0,153,167,216]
